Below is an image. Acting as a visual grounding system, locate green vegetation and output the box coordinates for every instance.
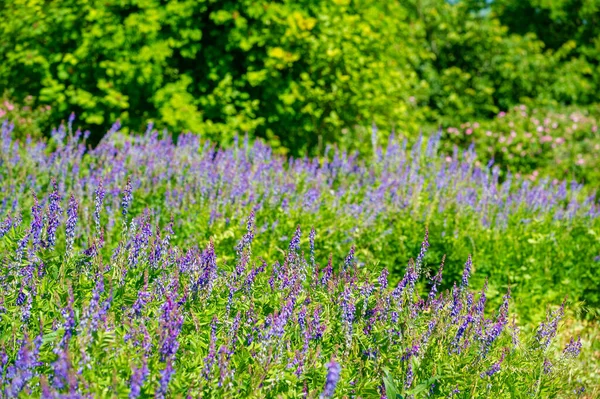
[1,0,599,156]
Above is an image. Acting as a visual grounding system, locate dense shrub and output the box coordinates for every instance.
[1,0,598,154]
[443,104,600,184]
[0,0,426,152]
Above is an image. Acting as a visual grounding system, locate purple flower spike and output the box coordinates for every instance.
[415,228,429,272]
[309,227,316,267]
[563,336,582,358]
[236,211,255,256]
[536,299,565,350]
[320,360,341,399]
[121,177,133,219]
[94,180,105,233]
[65,194,78,255]
[343,245,356,271]
[461,255,472,290]
[45,179,62,249]
[427,255,445,304]
[155,359,174,399]
[405,363,414,388]
[0,215,13,239]
[158,293,184,361]
[289,225,302,253]
[129,359,149,399]
[378,268,389,291]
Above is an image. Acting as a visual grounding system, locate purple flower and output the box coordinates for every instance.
[203,316,218,380]
[343,245,356,272]
[51,345,75,391]
[451,313,473,353]
[155,359,174,399]
[68,112,76,130]
[289,225,301,253]
[427,256,444,304]
[236,212,255,256]
[405,363,414,388]
[320,255,333,286]
[0,214,12,239]
[480,349,507,378]
[449,283,462,321]
[45,179,62,249]
[415,228,429,272]
[320,360,341,399]
[121,177,133,219]
[309,227,316,267]
[563,336,582,358]
[298,305,307,332]
[65,194,78,255]
[310,306,325,340]
[340,288,356,340]
[94,180,105,233]
[129,359,149,399]
[482,290,510,353]
[158,293,184,361]
[4,334,42,397]
[536,299,565,350]
[131,278,151,317]
[460,255,472,289]
[378,268,389,290]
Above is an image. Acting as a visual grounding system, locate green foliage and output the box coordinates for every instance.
[1,0,598,154]
[0,0,427,153]
[443,104,600,184]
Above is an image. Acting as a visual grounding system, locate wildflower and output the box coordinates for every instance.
[378,268,389,291]
[415,228,429,272]
[129,359,149,399]
[236,212,255,256]
[121,177,133,219]
[427,256,444,304]
[65,194,78,255]
[158,293,184,361]
[542,358,553,374]
[480,349,507,378]
[5,334,42,396]
[155,359,174,399]
[309,227,316,267]
[45,179,62,248]
[289,225,301,253]
[449,283,462,321]
[482,290,510,353]
[460,255,472,290]
[30,193,43,249]
[563,336,582,358]
[343,245,356,271]
[94,180,105,233]
[310,306,325,340]
[203,316,218,380]
[536,300,565,350]
[0,215,12,239]
[405,363,414,388]
[320,360,341,398]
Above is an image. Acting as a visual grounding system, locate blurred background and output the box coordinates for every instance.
[1,0,599,182]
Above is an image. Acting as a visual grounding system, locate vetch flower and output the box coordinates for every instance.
[320,360,341,399]
[563,336,582,358]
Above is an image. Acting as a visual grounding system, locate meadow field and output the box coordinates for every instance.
[1,0,600,397]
